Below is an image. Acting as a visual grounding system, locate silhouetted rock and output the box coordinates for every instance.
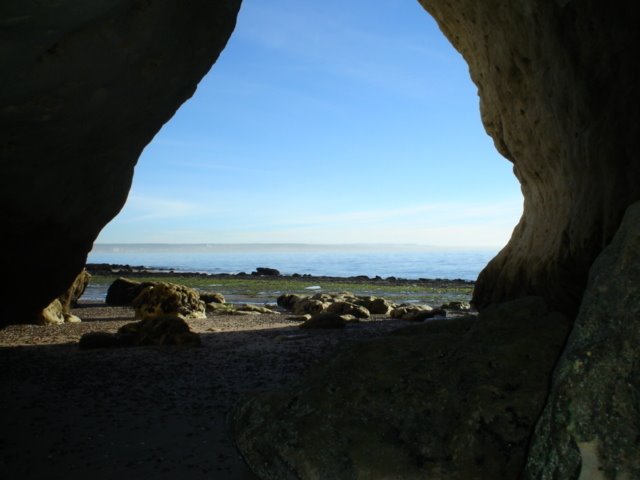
[2,2,241,323]
[79,315,200,349]
[106,278,155,306]
[78,331,122,349]
[252,267,280,276]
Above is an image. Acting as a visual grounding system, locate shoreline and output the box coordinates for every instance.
[86,263,476,285]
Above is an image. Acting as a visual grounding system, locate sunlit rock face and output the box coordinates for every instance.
[419,0,640,315]
[0,1,241,324]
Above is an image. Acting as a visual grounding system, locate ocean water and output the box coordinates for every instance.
[87,246,499,281]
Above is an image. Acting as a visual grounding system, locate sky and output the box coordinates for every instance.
[95,0,523,248]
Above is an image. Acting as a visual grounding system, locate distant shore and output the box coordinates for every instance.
[86,263,475,285]
[85,263,475,306]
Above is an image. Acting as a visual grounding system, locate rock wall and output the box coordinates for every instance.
[418,0,640,315]
[0,0,241,324]
[232,299,570,478]
[525,201,640,479]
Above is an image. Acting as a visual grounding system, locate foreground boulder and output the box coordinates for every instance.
[106,277,156,306]
[79,315,200,349]
[132,282,206,320]
[526,201,640,479]
[232,297,569,479]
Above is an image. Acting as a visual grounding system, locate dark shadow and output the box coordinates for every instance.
[0,312,422,479]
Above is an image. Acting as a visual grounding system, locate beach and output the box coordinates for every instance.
[0,272,473,480]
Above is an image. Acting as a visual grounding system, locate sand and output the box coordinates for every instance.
[0,303,412,479]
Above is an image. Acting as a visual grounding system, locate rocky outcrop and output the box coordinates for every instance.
[525,201,640,479]
[132,282,206,320]
[232,298,570,478]
[418,1,640,315]
[1,1,241,325]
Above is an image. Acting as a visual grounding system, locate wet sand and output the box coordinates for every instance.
[0,303,412,479]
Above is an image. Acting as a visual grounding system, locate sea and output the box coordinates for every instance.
[88,244,499,281]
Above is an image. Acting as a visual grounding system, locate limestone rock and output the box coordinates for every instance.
[205,302,236,315]
[355,296,394,315]
[276,293,305,310]
[233,297,569,479]
[63,313,82,324]
[441,301,471,312]
[2,1,241,324]
[37,298,83,325]
[292,298,328,316]
[526,201,640,479]
[200,292,225,304]
[416,0,640,315]
[38,268,92,324]
[106,278,155,306]
[390,304,445,321]
[325,301,370,319]
[236,304,279,314]
[58,268,91,310]
[37,299,65,325]
[132,282,206,320]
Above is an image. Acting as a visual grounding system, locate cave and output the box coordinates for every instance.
[2,0,638,478]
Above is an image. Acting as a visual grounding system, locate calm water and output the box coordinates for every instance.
[87,248,498,281]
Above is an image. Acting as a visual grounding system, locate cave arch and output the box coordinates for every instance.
[2,1,639,478]
[2,1,639,322]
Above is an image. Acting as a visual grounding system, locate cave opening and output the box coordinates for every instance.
[93,0,523,261]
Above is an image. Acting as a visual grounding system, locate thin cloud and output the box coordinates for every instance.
[117,195,216,222]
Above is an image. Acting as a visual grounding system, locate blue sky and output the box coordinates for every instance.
[95,0,523,247]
